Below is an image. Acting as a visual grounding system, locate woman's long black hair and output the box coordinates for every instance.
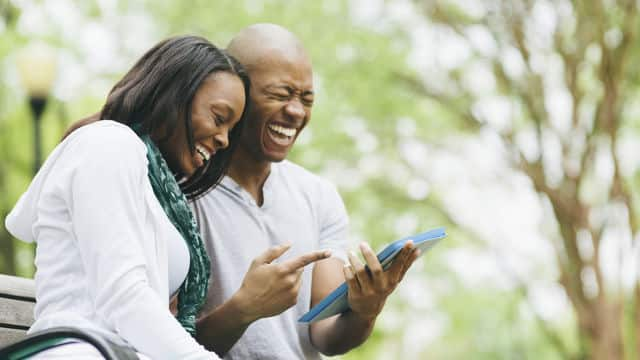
[100,35,251,199]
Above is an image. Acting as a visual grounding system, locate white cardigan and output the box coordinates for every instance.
[5,121,217,359]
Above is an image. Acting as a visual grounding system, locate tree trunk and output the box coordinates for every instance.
[579,301,624,360]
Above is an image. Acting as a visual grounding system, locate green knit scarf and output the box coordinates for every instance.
[138,134,210,336]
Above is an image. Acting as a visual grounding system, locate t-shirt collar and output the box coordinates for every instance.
[220,163,279,208]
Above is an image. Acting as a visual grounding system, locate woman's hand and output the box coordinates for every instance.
[343,241,420,321]
[232,244,331,324]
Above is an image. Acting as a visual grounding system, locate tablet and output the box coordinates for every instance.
[298,227,446,323]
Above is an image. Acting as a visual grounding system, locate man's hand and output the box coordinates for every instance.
[197,245,330,355]
[308,241,420,355]
[233,244,331,323]
[343,241,420,321]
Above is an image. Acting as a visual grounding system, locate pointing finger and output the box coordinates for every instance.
[255,243,292,264]
[281,250,332,272]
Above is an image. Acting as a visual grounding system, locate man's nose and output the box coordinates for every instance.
[284,99,306,120]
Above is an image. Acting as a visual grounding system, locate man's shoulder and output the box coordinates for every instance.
[277,160,329,186]
[275,160,343,205]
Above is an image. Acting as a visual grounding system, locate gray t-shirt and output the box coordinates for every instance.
[192,160,349,360]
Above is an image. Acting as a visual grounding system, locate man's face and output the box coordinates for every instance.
[241,51,314,163]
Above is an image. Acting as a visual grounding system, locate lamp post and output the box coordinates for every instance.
[15,43,57,175]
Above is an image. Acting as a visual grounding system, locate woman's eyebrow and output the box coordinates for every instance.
[210,102,235,121]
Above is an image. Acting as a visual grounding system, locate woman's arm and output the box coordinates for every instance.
[68,125,217,360]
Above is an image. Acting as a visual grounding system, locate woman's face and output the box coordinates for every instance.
[162,71,246,178]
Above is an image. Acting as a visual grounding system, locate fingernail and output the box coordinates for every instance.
[349,250,358,259]
[343,264,353,279]
[324,250,332,257]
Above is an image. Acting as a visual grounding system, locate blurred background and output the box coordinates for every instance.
[1,0,639,359]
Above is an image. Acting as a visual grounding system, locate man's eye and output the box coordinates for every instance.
[213,115,224,126]
[302,97,314,106]
[271,92,290,99]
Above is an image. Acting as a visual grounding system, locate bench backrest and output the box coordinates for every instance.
[0,274,35,347]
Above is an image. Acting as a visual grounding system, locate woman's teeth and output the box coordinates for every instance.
[268,124,297,138]
[196,145,211,162]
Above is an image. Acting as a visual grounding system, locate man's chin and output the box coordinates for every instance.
[245,143,289,163]
[261,141,292,163]
[264,150,289,163]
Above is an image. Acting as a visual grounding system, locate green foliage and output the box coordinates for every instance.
[0,0,583,358]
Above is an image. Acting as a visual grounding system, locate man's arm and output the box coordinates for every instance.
[309,241,419,356]
[196,244,331,356]
[195,291,254,356]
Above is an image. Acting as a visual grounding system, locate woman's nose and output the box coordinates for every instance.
[214,130,229,150]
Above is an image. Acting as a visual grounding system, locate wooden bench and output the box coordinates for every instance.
[0,276,141,359]
[0,274,35,347]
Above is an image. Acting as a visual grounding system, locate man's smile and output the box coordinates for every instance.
[266,122,298,147]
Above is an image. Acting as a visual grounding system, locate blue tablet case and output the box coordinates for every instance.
[298,227,446,323]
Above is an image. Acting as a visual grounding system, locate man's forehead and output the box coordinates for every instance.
[227,23,306,63]
[250,48,313,88]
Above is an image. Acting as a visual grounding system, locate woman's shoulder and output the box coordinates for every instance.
[65,120,145,150]
[64,120,148,162]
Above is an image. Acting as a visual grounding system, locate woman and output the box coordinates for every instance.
[5,35,250,359]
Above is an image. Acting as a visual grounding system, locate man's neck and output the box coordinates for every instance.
[227,145,272,206]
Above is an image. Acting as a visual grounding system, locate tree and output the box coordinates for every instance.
[4,0,624,358]
[396,0,640,358]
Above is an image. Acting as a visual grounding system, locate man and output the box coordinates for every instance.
[193,24,420,359]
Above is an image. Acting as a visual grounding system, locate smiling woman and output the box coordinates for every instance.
[100,36,250,199]
[164,71,246,181]
[4,35,250,359]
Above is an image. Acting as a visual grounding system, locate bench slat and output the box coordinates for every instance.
[0,274,35,300]
[0,297,35,327]
[0,327,28,348]
[0,275,35,349]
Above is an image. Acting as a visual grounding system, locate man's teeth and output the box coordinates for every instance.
[196,145,210,162]
[268,124,297,137]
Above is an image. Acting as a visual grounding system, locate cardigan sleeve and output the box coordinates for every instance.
[68,125,217,360]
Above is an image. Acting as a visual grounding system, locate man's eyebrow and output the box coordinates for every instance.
[264,84,288,91]
[265,84,314,95]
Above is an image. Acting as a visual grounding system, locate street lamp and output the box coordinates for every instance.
[15,43,57,175]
